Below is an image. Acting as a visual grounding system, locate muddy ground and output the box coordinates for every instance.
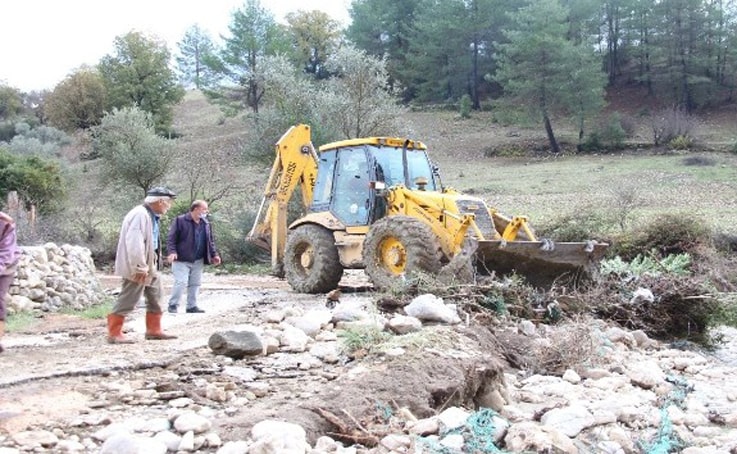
[0,271,504,450]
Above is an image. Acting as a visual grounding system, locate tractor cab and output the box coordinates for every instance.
[312,137,437,226]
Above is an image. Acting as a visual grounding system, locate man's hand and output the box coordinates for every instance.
[167,253,177,264]
[131,271,148,284]
[211,256,222,266]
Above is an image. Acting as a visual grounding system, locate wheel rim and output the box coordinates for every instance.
[379,237,406,274]
[299,244,314,270]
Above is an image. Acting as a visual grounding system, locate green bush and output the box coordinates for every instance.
[669,135,692,150]
[538,211,613,243]
[5,311,37,332]
[580,112,629,152]
[459,94,472,119]
[652,106,695,146]
[0,121,17,142]
[601,113,627,148]
[600,251,692,278]
[580,131,603,152]
[614,213,711,261]
[0,149,67,213]
[212,208,270,265]
[338,325,391,354]
[483,144,528,157]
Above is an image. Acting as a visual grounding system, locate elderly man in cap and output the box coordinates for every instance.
[106,187,178,343]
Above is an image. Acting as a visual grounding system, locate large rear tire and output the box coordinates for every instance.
[363,216,442,291]
[284,224,344,294]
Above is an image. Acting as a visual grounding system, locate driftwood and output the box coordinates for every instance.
[312,407,380,447]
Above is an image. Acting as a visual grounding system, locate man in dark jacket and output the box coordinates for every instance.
[166,200,221,313]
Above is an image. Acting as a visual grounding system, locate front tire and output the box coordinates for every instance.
[363,216,442,291]
[284,224,344,293]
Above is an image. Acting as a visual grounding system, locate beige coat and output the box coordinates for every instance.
[114,204,158,284]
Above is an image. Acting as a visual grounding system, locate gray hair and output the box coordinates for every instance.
[144,195,172,205]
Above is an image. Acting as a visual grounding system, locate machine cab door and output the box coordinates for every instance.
[331,148,372,226]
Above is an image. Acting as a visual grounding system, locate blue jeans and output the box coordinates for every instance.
[167,259,205,311]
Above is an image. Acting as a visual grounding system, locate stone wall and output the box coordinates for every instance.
[6,244,107,315]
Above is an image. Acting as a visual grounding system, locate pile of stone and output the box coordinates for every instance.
[6,243,107,315]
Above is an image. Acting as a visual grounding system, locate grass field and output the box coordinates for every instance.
[441,152,737,234]
[400,109,737,235]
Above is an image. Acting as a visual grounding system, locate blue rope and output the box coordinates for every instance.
[462,408,506,453]
[416,408,507,453]
[639,374,691,453]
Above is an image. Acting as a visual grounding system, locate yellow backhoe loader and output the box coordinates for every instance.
[248,124,608,293]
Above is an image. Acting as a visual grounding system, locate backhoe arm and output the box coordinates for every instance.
[247,124,319,275]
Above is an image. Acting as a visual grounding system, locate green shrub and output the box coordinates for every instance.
[5,311,38,332]
[601,112,627,148]
[213,208,270,265]
[652,106,695,146]
[669,135,692,150]
[0,149,67,214]
[538,211,613,243]
[600,251,692,278]
[0,121,17,142]
[459,94,472,119]
[580,132,603,152]
[581,112,630,152]
[483,144,528,157]
[61,300,113,319]
[338,325,391,354]
[616,213,711,260]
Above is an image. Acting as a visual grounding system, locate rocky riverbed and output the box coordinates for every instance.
[1,271,737,453]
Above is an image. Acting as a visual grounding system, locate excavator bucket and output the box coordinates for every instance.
[473,239,609,287]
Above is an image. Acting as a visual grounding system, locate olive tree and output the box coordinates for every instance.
[91,106,174,195]
[317,45,408,139]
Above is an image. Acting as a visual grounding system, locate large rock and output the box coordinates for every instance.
[208,330,264,359]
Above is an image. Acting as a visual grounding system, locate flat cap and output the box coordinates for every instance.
[146,186,177,198]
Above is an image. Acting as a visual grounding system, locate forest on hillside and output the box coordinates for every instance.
[0,0,736,260]
[347,0,737,112]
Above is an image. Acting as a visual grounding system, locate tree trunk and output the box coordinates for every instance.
[543,113,560,154]
[472,38,480,109]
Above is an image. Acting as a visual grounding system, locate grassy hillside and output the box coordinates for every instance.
[172,91,737,235]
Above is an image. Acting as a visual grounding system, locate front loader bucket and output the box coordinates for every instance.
[473,239,609,288]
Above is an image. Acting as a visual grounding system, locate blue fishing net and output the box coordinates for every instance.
[638,374,691,453]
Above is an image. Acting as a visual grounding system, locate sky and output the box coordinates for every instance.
[0,0,351,93]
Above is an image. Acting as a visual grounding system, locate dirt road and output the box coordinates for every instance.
[0,272,347,435]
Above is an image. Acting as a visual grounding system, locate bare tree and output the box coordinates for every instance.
[172,138,249,206]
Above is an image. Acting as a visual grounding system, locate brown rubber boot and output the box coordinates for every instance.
[145,312,177,340]
[107,314,135,344]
